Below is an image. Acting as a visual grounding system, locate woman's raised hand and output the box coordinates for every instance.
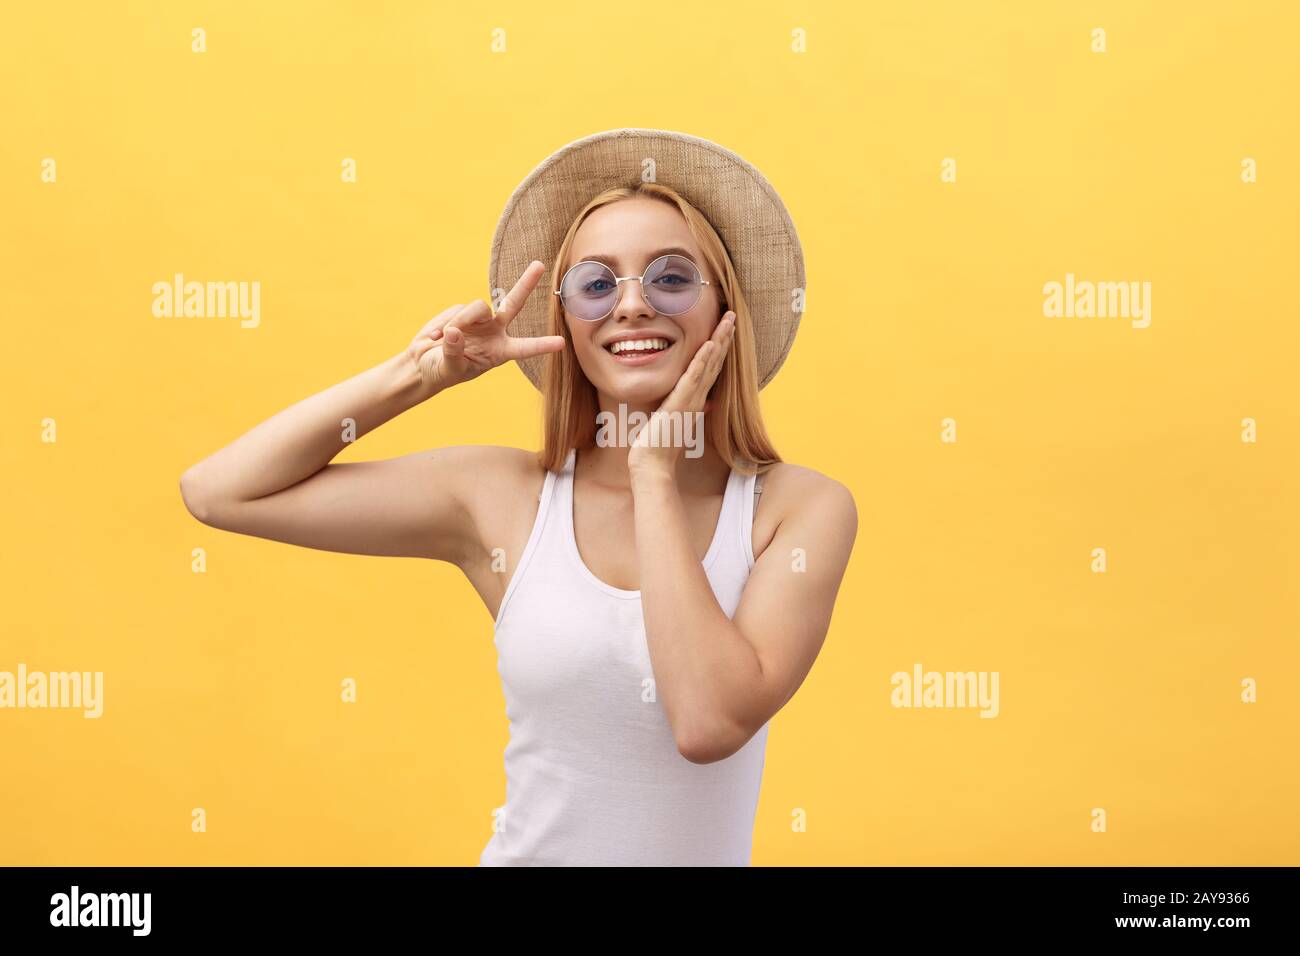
[628,310,737,479]
[407,260,566,391]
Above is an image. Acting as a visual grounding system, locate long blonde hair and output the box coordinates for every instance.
[537,182,779,475]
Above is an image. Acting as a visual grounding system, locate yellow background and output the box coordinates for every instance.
[2,1,1296,865]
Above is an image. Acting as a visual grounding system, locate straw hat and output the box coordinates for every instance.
[488,128,805,391]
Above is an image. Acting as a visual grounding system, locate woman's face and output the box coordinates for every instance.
[561,198,724,407]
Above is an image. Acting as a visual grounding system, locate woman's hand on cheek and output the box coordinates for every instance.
[627,311,736,481]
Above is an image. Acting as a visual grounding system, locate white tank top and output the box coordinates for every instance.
[479,446,770,866]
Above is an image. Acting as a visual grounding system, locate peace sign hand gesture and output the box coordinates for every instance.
[407,260,566,392]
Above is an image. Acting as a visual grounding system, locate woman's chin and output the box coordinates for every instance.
[581,359,683,406]
[595,374,677,407]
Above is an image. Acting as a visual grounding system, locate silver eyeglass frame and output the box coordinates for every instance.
[552,253,713,322]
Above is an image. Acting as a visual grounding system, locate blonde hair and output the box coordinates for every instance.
[536,182,780,475]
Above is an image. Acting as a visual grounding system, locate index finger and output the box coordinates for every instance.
[493,260,547,327]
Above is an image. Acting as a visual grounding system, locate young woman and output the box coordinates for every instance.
[179,129,857,866]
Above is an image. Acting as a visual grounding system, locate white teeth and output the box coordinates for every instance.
[608,338,670,355]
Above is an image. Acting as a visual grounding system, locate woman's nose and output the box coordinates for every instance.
[613,277,654,318]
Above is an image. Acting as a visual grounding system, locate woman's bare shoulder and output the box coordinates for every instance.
[758,460,853,499]
[754,460,857,538]
[417,445,550,564]
[427,444,548,499]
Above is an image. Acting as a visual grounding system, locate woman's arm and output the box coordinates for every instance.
[625,314,856,763]
[178,348,471,563]
[633,465,857,763]
[179,262,563,565]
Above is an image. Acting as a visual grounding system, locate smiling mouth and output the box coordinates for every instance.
[604,337,674,363]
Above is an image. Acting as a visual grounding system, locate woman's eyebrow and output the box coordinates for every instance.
[576,247,698,270]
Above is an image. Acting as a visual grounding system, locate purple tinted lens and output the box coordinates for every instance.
[560,261,618,321]
[643,255,703,315]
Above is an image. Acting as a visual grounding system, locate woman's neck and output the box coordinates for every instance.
[579,396,730,493]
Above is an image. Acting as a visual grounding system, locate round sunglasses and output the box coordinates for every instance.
[554,254,712,322]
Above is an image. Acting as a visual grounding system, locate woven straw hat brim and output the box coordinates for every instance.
[488,128,804,390]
